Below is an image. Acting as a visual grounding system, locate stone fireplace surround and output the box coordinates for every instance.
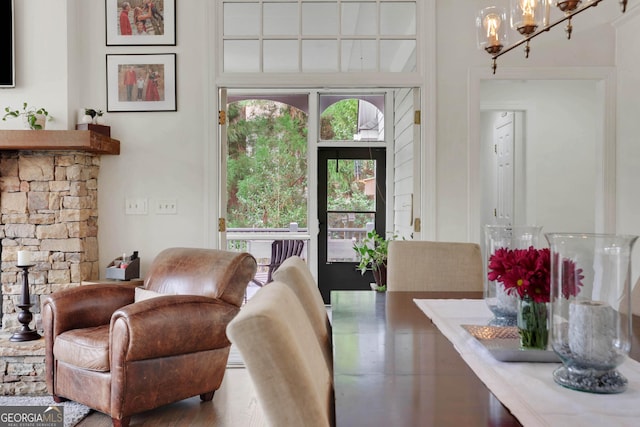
[0,130,119,395]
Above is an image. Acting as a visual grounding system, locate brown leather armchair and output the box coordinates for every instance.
[42,248,257,427]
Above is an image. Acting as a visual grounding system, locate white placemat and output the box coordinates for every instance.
[414,299,640,427]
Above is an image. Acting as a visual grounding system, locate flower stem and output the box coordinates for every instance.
[518,297,548,349]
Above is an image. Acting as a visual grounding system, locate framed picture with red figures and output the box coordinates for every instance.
[106,0,175,46]
[106,54,177,112]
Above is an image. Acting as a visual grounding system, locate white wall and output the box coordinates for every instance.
[435,1,621,242]
[0,0,70,130]
[480,80,599,236]
[614,8,640,280]
[2,1,636,278]
[2,0,212,275]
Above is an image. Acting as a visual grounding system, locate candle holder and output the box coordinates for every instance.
[546,233,638,393]
[484,225,542,326]
[10,264,41,342]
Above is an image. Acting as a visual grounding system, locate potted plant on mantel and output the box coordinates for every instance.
[354,230,394,292]
[3,102,52,130]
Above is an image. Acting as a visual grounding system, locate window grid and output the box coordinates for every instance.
[221,0,417,73]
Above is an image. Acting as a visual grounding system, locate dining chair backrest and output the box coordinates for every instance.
[272,256,332,372]
[387,240,484,292]
[227,280,334,427]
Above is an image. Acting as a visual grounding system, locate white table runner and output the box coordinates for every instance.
[414,299,640,427]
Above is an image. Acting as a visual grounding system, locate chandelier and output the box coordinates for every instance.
[477,0,629,74]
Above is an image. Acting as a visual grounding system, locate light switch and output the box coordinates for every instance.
[125,198,148,215]
[156,199,177,215]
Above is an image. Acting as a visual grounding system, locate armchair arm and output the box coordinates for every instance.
[42,283,136,396]
[110,295,239,362]
[42,284,137,336]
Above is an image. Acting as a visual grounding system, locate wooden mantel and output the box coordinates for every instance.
[0,130,120,155]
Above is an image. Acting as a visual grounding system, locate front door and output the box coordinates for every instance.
[317,148,386,303]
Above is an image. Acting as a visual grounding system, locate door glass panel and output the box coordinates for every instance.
[302,2,338,35]
[224,40,260,72]
[380,40,416,72]
[319,95,385,142]
[380,2,416,35]
[326,158,376,262]
[264,40,299,72]
[341,40,377,72]
[226,99,308,229]
[224,3,260,36]
[302,40,338,72]
[264,2,299,36]
[342,2,377,35]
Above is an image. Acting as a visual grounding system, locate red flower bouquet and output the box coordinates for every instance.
[488,246,551,303]
[488,246,584,349]
[488,246,584,303]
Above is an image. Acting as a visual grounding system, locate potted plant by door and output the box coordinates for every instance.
[354,230,393,292]
[3,102,52,130]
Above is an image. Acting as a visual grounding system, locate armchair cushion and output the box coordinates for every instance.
[54,325,110,372]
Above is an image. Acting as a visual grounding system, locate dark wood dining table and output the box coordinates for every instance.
[331,290,640,427]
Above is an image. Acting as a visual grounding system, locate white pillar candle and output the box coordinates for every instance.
[568,300,616,363]
[496,283,518,313]
[17,250,31,266]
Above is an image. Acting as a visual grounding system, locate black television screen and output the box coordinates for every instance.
[0,0,15,88]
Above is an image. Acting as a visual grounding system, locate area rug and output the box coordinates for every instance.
[0,395,91,427]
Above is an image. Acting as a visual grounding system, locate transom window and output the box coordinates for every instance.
[221,1,417,73]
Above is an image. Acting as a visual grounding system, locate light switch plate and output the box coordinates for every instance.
[156,199,177,215]
[125,198,148,215]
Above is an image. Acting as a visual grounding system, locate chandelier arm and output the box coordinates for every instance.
[491,0,604,62]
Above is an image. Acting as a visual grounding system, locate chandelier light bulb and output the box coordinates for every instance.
[481,0,627,74]
[476,7,508,55]
[485,14,502,46]
[511,0,542,35]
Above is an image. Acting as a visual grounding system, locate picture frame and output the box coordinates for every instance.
[0,0,15,87]
[106,54,177,112]
[106,0,175,46]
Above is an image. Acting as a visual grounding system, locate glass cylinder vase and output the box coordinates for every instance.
[484,225,542,326]
[517,295,548,349]
[546,233,638,394]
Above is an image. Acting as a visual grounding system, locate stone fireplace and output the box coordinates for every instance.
[0,130,119,395]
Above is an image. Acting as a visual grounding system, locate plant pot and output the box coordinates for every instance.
[23,114,47,130]
[372,264,387,291]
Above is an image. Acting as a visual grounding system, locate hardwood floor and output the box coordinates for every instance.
[76,368,266,427]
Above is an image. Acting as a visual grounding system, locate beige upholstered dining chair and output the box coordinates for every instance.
[272,256,332,372]
[227,280,334,427]
[387,240,484,292]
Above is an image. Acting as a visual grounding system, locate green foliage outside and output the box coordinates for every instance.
[227,100,308,229]
[321,99,358,140]
[226,98,374,232]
